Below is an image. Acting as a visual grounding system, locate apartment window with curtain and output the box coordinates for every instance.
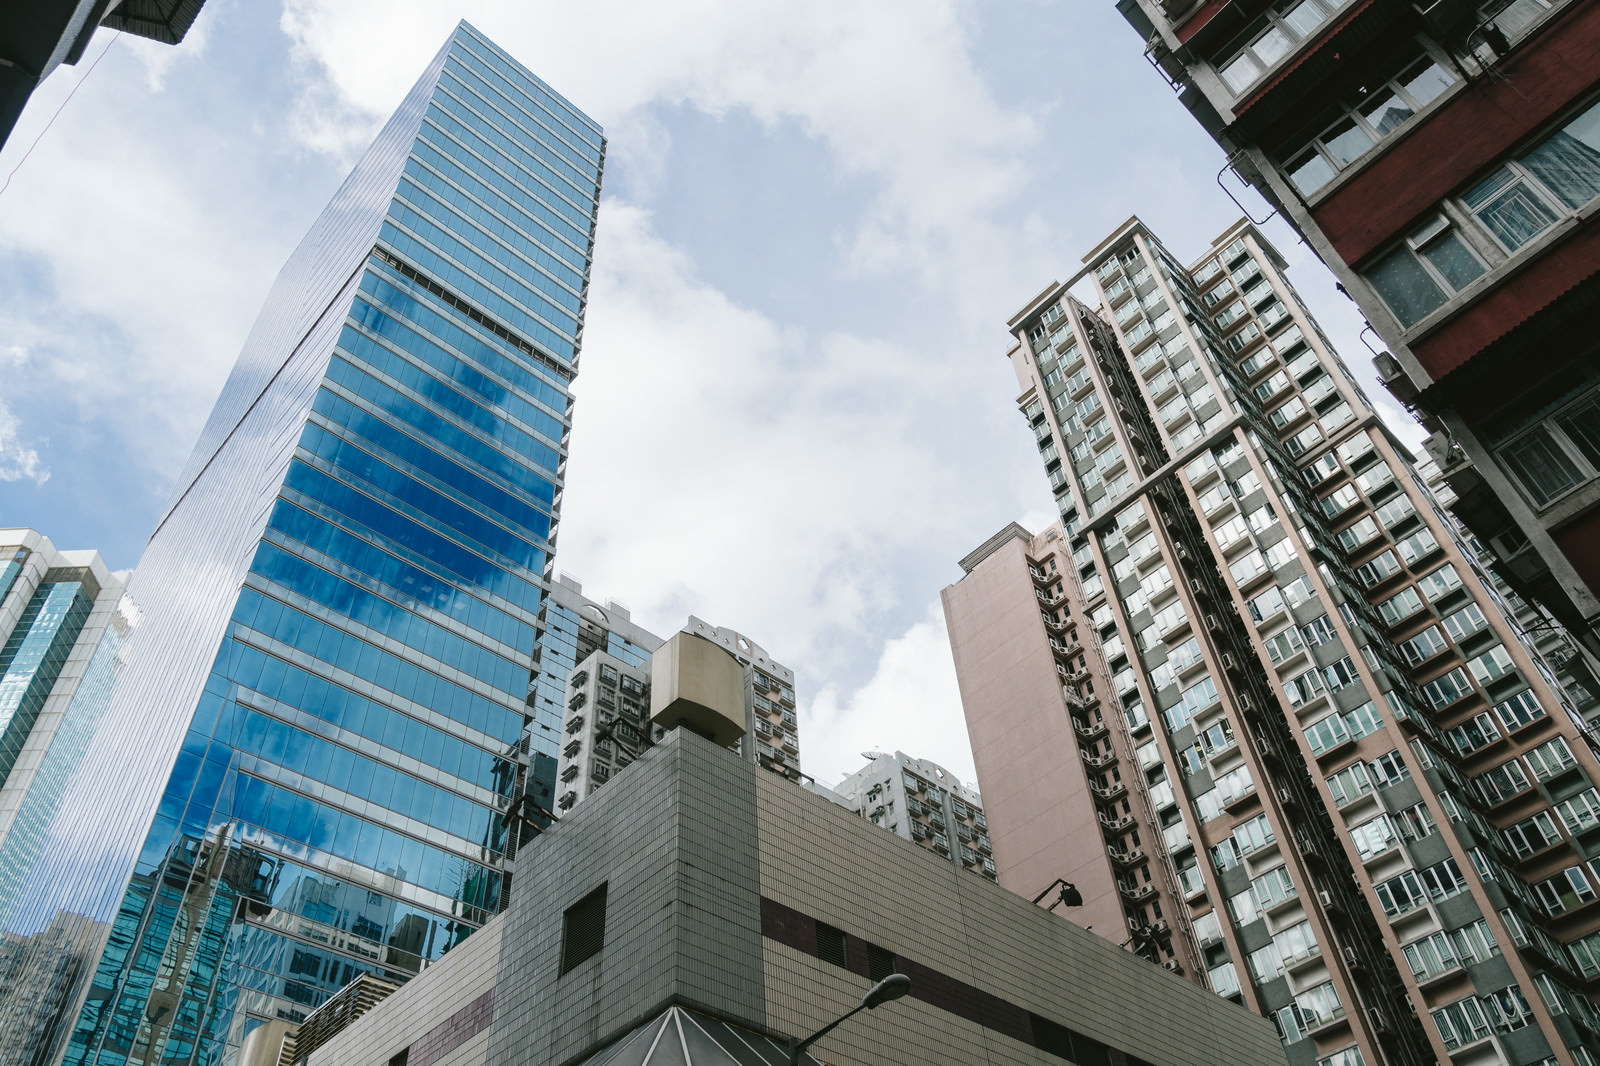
[1364,97,1600,327]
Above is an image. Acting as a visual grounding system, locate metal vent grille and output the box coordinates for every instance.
[867,943,896,981]
[560,883,608,975]
[815,922,848,969]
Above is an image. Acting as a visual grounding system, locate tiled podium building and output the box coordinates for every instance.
[287,731,1286,1066]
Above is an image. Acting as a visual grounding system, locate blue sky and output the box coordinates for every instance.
[0,0,1409,787]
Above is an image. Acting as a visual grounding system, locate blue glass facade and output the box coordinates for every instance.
[0,24,602,1066]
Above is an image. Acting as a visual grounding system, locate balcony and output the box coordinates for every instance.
[1072,716,1109,739]
[1107,845,1146,866]
[1119,882,1157,902]
[1090,780,1128,800]
[1081,749,1117,770]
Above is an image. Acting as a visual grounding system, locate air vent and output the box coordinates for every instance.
[816,922,849,969]
[867,943,897,981]
[560,883,608,975]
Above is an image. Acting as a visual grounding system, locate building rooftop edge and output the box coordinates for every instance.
[956,522,1034,575]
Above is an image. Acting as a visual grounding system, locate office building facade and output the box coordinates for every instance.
[832,750,999,881]
[946,217,1600,1066]
[0,24,603,1066]
[1118,0,1600,665]
[286,730,1288,1066]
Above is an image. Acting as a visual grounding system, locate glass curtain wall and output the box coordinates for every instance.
[0,23,603,1066]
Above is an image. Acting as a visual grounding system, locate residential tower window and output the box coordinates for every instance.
[1217,0,1356,95]
[1494,384,1600,508]
[1284,56,1456,196]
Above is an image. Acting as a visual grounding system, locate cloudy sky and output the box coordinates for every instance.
[0,0,1409,789]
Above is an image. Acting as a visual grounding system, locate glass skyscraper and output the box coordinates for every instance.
[0,24,602,1066]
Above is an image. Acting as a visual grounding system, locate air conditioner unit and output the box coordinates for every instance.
[1342,946,1363,969]
[1205,614,1222,631]
[1189,578,1205,594]
[1317,890,1338,910]
[1239,692,1254,710]
[1366,1007,1390,1034]
[1276,787,1294,805]
[1221,653,1237,671]
[1162,959,1183,974]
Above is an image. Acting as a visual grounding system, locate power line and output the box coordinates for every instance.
[0,30,122,200]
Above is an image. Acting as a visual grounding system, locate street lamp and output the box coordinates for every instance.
[787,973,911,1065]
[1031,877,1084,912]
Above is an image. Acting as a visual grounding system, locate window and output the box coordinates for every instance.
[1399,626,1449,666]
[1367,98,1600,327]
[1377,586,1424,625]
[816,922,849,968]
[1264,626,1305,665]
[1423,667,1475,709]
[1554,788,1600,833]
[1326,761,1373,806]
[1284,56,1456,195]
[1350,814,1398,860]
[1494,688,1545,731]
[560,883,609,975]
[1364,215,1487,328]
[1495,385,1600,508]
[1533,866,1597,915]
[1252,865,1297,910]
[1525,736,1576,779]
[1433,996,1492,1051]
[1218,0,1355,95]
[1476,757,1531,802]
[1504,811,1561,858]
[1417,564,1463,601]
[1403,930,1459,981]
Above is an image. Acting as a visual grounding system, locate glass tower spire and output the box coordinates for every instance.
[0,23,602,1066]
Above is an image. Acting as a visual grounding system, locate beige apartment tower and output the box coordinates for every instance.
[945,219,1600,1066]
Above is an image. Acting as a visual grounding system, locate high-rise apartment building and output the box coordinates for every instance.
[832,750,999,881]
[553,612,798,811]
[0,25,604,1066]
[1117,0,1600,666]
[945,216,1600,1066]
[944,521,1197,967]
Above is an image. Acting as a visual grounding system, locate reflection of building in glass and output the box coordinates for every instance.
[833,751,998,881]
[0,911,107,1066]
[0,530,130,920]
[946,217,1600,1066]
[0,24,605,1066]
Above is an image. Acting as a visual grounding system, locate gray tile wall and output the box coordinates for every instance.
[485,731,766,1066]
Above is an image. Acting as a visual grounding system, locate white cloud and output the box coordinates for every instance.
[276,0,1046,310]
[0,399,49,486]
[557,201,987,672]
[804,601,976,788]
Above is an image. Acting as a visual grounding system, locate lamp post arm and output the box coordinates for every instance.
[788,1002,868,1066]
